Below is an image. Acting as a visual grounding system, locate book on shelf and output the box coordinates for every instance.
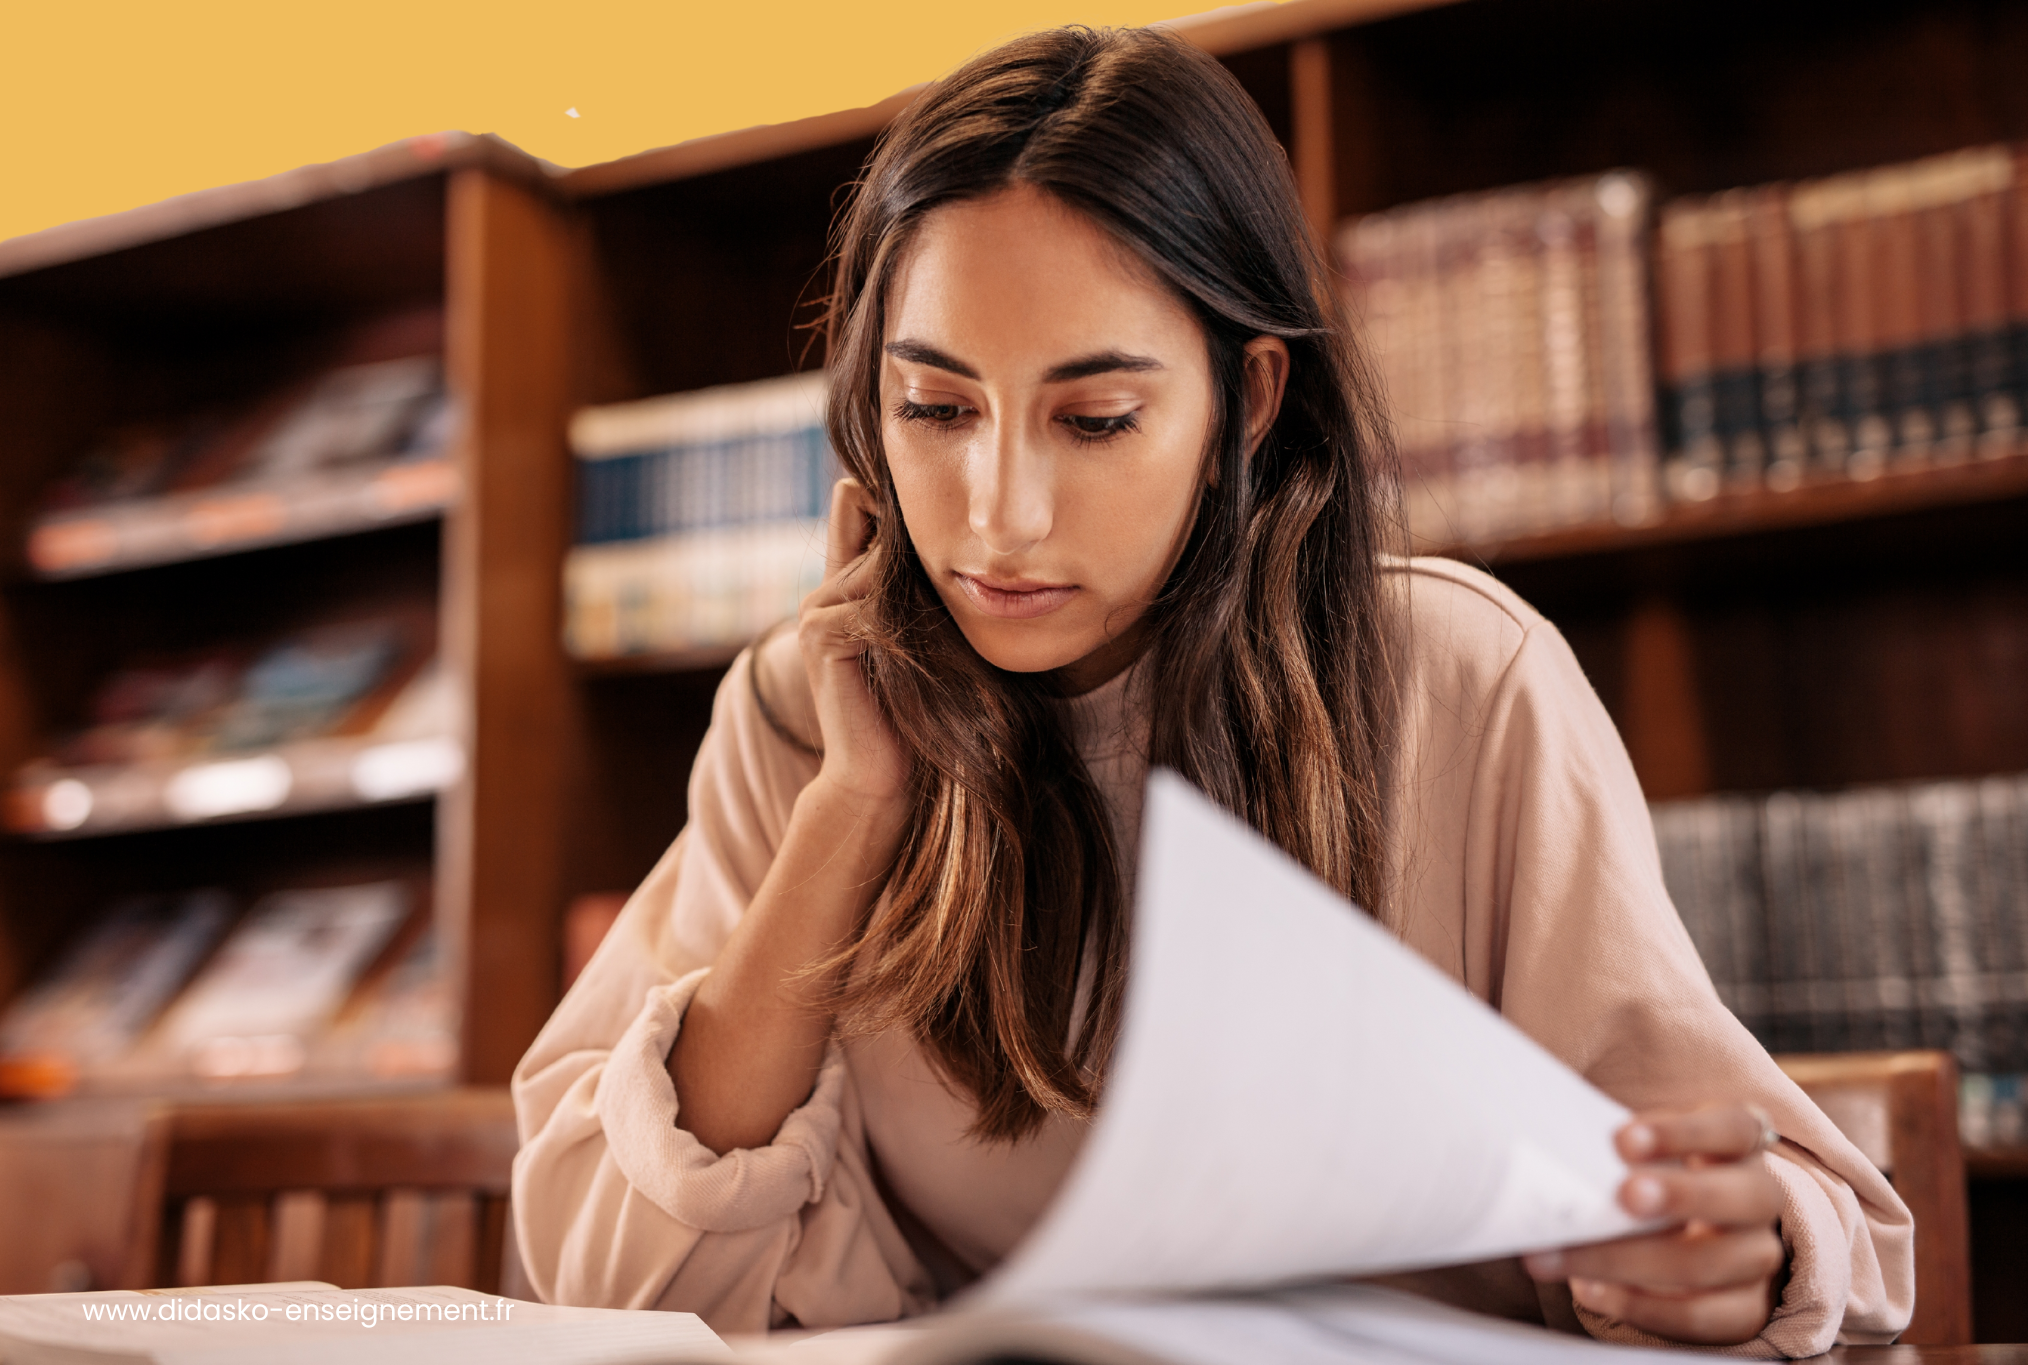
[306,923,458,1084]
[1336,170,1662,548]
[566,371,837,662]
[28,341,457,579]
[0,878,434,1097]
[1655,144,2027,501]
[1651,770,2028,1144]
[6,611,462,837]
[128,880,415,1087]
[0,891,234,1098]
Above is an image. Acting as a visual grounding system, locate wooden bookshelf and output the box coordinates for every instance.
[0,135,577,1102]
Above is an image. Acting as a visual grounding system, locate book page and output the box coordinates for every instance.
[730,1285,1716,1365]
[981,771,1659,1304]
[0,1284,728,1365]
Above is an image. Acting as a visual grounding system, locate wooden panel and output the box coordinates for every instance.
[1290,38,1336,246]
[1326,0,2028,219]
[163,1090,517,1197]
[1970,1174,2028,1344]
[318,1193,377,1290]
[442,169,578,1084]
[1621,598,1710,800]
[266,1190,326,1282]
[0,1101,166,1293]
[208,1196,270,1286]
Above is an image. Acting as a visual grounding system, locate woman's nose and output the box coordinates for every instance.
[969,419,1053,555]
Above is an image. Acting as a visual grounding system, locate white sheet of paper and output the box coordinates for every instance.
[981,771,1655,1304]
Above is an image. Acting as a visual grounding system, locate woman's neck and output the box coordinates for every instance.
[1053,620,1150,696]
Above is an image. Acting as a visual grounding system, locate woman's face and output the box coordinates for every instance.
[880,183,1278,690]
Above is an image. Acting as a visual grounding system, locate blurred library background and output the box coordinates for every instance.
[0,0,2025,1343]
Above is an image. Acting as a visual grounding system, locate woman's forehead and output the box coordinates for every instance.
[884,185,1200,379]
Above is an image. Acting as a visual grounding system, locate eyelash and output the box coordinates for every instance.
[891,400,1140,445]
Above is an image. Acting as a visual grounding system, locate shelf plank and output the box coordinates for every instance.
[1967,1146,2028,1180]
[1444,450,2028,567]
[0,136,552,284]
[574,641,747,678]
[26,458,457,580]
[6,734,464,840]
[559,0,1467,203]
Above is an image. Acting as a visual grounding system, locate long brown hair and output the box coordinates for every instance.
[819,25,1402,1141]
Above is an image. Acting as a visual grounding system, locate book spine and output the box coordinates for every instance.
[1914,156,1975,464]
[1408,209,1460,545]
[1961,153,2021,453]
[1790,186,1851,474]
[1572,208,1613,524]
[1834,177,1893,476]
[1658,200,1721,502]
[1592,172,1661,525]
[1868,164,1935,466]
[2011,145,2028,452]
[1508,193,1554,535]
[1708,193,1766,489]
[1538,195,1595,527]
[1746,185,1807,489]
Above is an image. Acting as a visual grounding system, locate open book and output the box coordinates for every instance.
[0,1283,727,1365]
[714,771,1704,1365]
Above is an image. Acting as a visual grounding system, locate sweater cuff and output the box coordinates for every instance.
[594,966,848,1234]
[1572,1149,1844,1359]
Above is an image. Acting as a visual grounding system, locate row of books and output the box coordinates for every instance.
[1651,772,2028,1112]
[29,312,455,578]
[1963,1072,2027,1150]
[1656,145,2028,499]
[1335,141,2028,547]
[566,372,835,661]
[0,879,453,1099]
[5,610,460,836]
[1337,171,1663,546]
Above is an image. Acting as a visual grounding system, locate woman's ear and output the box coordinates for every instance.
[1241,335,1291,458]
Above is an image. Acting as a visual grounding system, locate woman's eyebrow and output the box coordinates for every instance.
[885,339,979,378]
[1044,351,1165,382]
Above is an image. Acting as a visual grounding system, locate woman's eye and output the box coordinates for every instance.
[1062,412,1139,442]
[895,399,967,426]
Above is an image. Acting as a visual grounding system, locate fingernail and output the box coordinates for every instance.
[1621,1123,1656,1158]
[1570,1278,1609,1309]
[1523,1250,1565,1279]
[1624,1175,1667,1216]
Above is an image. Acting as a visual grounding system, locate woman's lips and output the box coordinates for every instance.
[955,572,1079,620]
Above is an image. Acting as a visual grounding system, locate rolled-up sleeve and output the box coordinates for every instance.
[509,640,933,1333]
[1470,617,1914,1355]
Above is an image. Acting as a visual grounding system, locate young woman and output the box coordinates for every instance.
[513,26,1911,1353]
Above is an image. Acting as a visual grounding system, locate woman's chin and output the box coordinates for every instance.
[953,618,1096,676]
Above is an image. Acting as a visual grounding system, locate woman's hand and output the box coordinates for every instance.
[1523,1105,1787,1346]
[798,477,909,809]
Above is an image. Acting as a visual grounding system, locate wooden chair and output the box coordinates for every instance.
[1776,1050,1971,1346]
[139,1088,519,1292]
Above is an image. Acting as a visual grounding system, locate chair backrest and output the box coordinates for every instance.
[0,1103,167,1293]
[140,1088,518,1292]
[1775,1050,1970,1346]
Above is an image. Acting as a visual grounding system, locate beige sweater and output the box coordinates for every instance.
[510,556,1913,1355]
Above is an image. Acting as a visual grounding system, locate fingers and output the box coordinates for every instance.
[1526,1223,1784,1293]
[1619,1105,1772,1164]
[1565,1275,1775,1347]
[1616,1156,1782,1226]
[826,478,877,576]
